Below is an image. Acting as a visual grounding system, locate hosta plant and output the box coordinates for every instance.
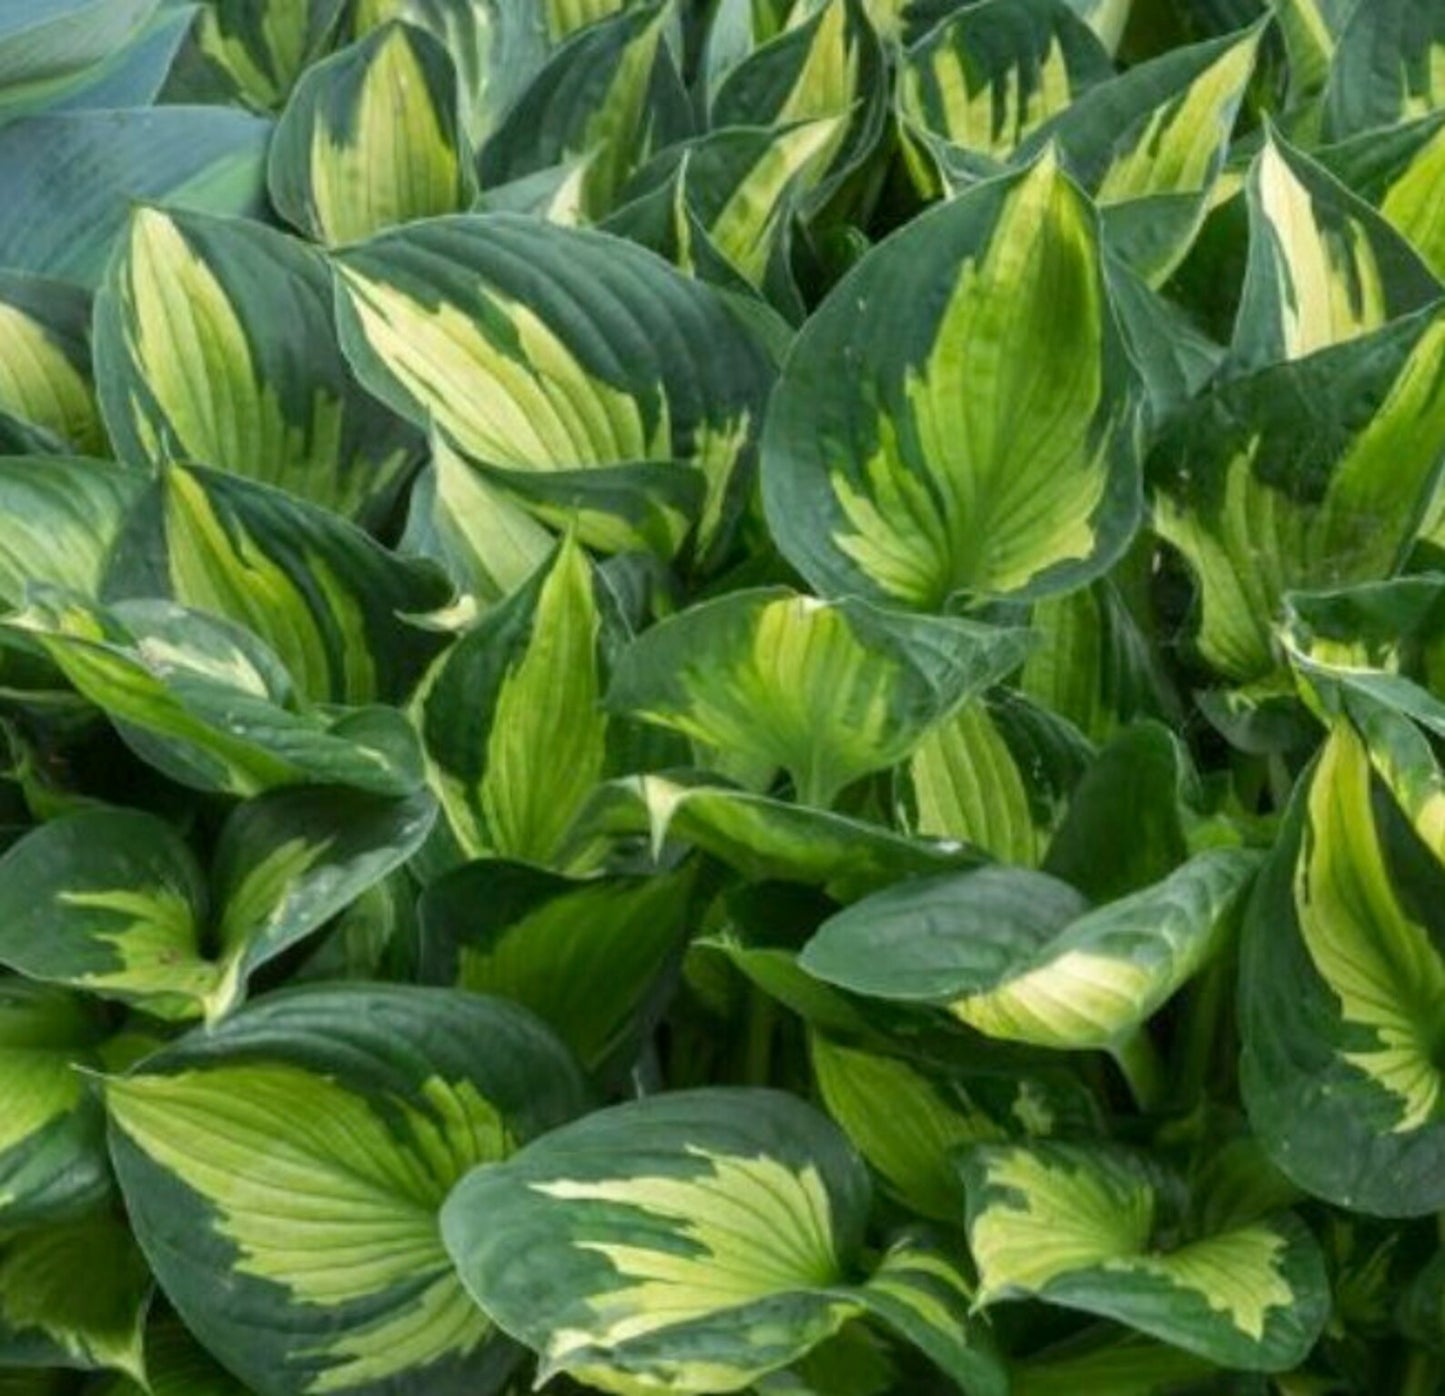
[0,0,1443,1394]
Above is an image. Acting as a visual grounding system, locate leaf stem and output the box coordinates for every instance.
[741,988,777,1087]
[1113,1029,1166,1113]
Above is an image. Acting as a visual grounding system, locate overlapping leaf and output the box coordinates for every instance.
[106,984,586,1396]
[0,788,434,1022]
[443,1088,1005,1395]
[764,150,1141,609]
[94,206,420,523]
[334,214,775,560]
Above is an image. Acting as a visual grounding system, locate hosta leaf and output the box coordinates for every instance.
[0,456,145,606]
[1231,129,1442,373]
[1269,0,1355,110]
[0,409,64,458]
[18,4,196,117]
[480,3,691,221]
[1149,306,1445,681]
[961,1142,1329,1370]
[606,587,1031,808]
[418,537,606,866]
[1019,23,1264,284]
[1278,577,1445,735]
[897,0,1114,181]
[0,272,102,454]
[1320,112,1445,282]
[419,859,695,1072]
[0,983,109,1227]
[579,771,984,899]
[809,1037,1092,1221]
[0,1213,151,1380]
[1043,721,1197,902]
[0,108,271,289]
[193,0,346,110]
[906,688,1092,866]
[347,0,549,145]
[0,0,158,87]
[811,1036,994,1220]
[615,118,843,293]
[334,214,774,560]
[206,786,435,1014]
[1323,0,1445,141]
[763,150,1141,610]
[400,431,554,605]
[5,590,424,797]
[270,21,472,246]
[93,206,419,524]
[0,789,434,1022]
[1020,578,1168,743]
[105,462,451,705]
[712,0,887,207]
[102,1313,251,1396]
[106,984,587,1396]
[442,1088,1005,1396]
[802,850,1259,1050]
[1240,721,1445,1216]
[0,808,209,1018]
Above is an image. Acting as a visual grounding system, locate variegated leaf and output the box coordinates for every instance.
[0,4,195,122]
[334,214,775,561]
[93,206,419,524]
[712,0,886,208]
[442,1088,1006,1396]
[1149,306,1445,681]
[106,984,586,1396]
[578,770,984,900]
[347,0,549,144]
[764,150,1141,609]
[802,850,1259,1053]
[1232,129,1442,372]
[614,117,843,293]
[0,107,271,289]
[0,456,145,606]
[0,789,434,1023]
[0,1213,151,1381]
[905,688,1092,866]
[419,858,695,1073]
[1320,112,1445,282]
[1020,578,1169,743]
[962,1142,1329,1370]
[399,431,554,606]
[1241,720,1445,1216]
[0,983,109,1228]
[0,272,102,454]
[100,1312,251,1396]
[1324,0,1445,141]
[193,0,347,110]
[810,1035,1096,1222]
[105,462,451,705]
[1020,22,1265,285]
[606,587,1031,808]
[480,3,691,221]
[0,0,160,106]
[270,21,473,246]
[897,0,1113,187]
[4,589,424,797]
[417,537,608,866]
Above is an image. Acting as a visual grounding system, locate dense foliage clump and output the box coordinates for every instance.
[0,0,1442,1392]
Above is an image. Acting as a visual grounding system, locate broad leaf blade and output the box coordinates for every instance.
[106,983,586,1396]
[94,206,419,524]
[764,150,1141,610]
